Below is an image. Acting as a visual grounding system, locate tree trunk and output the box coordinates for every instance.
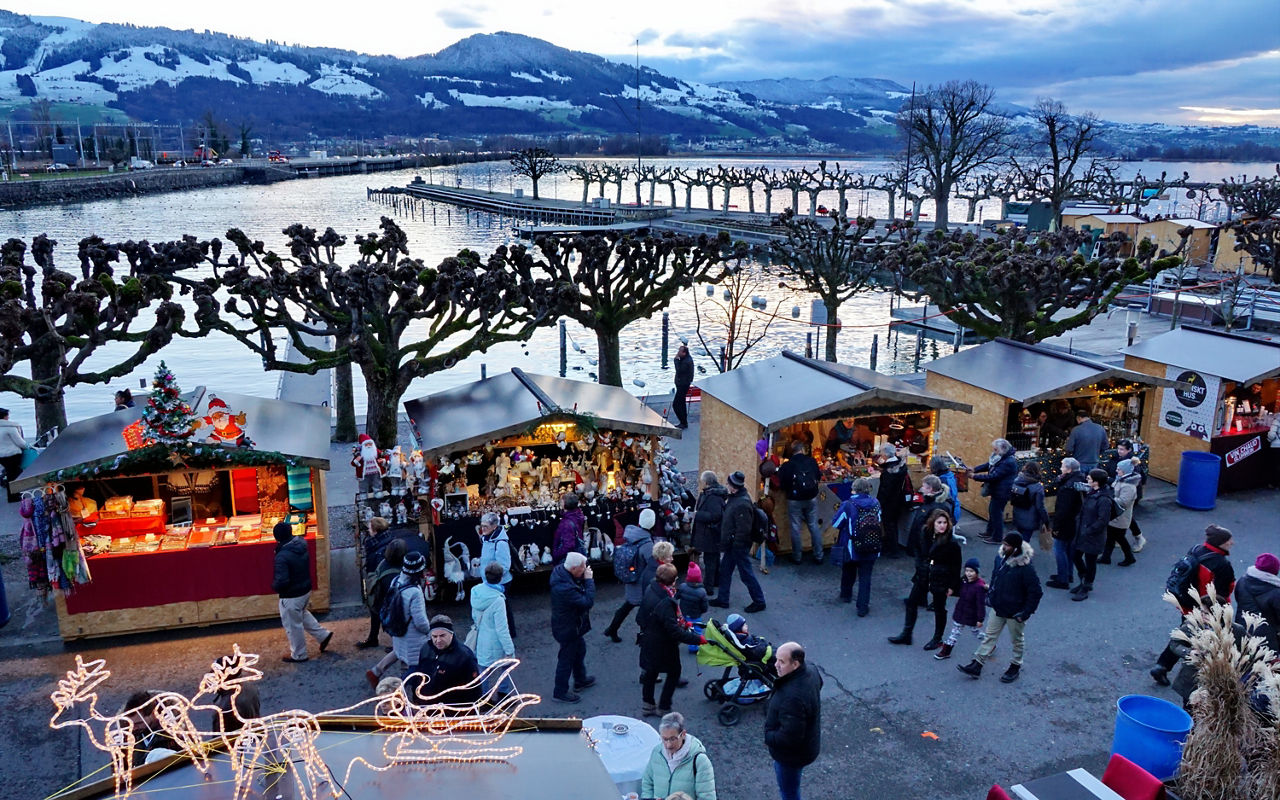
[31,349,67,436]
[581,181,590,206]
[361,374,402,448]
[824,298,840,362]
[684,186,693,211]
[334,361,357,442]
[615,182,623,204]
[668,183,677,208]
[791,188,800,213]
[531,176,540,200]
[635,180,642,207]
[747,184,756,213]
[913,196,926,222]
[722,186,730,212]
[966,198,978,222]
[838,190,848,216]
[649,181,656,207]
[765,188,773,215]
[932,185,950,230]
[807,190,820,217]
[705,186,714,209]
[595,327,623,387]
[887,189,897,220]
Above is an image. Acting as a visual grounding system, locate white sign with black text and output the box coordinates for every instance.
[1158,366,1220,440]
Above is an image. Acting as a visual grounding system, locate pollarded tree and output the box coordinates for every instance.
[498,231,747,386]
[884,226,1187,343]
[769,210,886,362]
[509,147,562,200]
[201,217,574,445]
[0,233,205,435]
[897,80,1011,230]
[1007,99,1100,231]
[1219,168,1280,283]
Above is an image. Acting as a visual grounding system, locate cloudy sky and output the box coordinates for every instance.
[12,0,1280,125]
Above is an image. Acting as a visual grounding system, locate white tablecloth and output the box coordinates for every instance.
[583,714,660,798]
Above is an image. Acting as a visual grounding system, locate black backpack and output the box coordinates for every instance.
[851,506,883,556]
[789,461,818,500]
[1166,549,1201,606]
[378,582,415,637]
[751,506,770,544]
[1009,482,1034,509]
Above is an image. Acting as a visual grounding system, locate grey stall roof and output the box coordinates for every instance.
[1123,325,1280,384]
[404,369,680,457]
[697,351,972,432]
[14,388,332,490]
[926,338,1180,405]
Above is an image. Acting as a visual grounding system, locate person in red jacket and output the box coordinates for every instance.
[1150,524,1236,686]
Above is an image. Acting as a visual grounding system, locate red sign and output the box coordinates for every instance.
[1224,436,1262,467]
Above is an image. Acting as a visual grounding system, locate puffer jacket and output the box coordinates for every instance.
[622,525,657,605]
[551,508,586,564]
[677,580,709,620]
[272,536,312,598]
[468,581,514,667]
[934,468,962,521]
[549,562,595,643]
[1110,475,1140,529]
[1010,474,1049,534]
[1234,566,1280,652]
[692,485,728,554]
[0,419,27,458]
[720,489,756,551]
[952,577,987,627]
[1075,486,1113,556]
[640,734,717,800]
[986,542,1042,620]
[973,452,1017,500]
[389,573,431,667]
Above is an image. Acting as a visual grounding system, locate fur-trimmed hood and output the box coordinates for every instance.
[1002,541,1034,567]
[1246,565,1280,588]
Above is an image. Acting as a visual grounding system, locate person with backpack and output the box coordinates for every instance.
[478,512,517,637]
[1099,459,1139,567]
[603,508,660,642]
[778,441,824,565]
[1150,525,1237,686]
[1009,462,1050,548]
[357,537,407,649]
[1234,553,1280,653]
[1045,458,1086,590]
[971,439,1018,545]
[957,533,1042,683]
[273,521,333,664]
[551,493,587,564]
[929,455,962,523]
[1070,469,1113,602]
[366,551,430,689]
[708,471,768,614]
[692,471,729,594]
[831,477,882,618]
[875,444,911,558]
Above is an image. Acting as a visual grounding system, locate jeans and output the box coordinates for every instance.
[1074,551,1099,587]
[975,613,1026,666]
[1052,538,1076,583]
[788,497,823,560]
[718,547,766,605]
[774,760,804,800]
[985,496,1008,541]
[839,557,876,614]
[553,635,587,697]
[641,661,681,710]
[278,593,330,661]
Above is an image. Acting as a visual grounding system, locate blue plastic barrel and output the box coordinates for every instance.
[1176,451,1221,510]
[0,575,10,630]
[1111,694,1192,781]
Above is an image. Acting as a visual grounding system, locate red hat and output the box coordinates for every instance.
[686,562,702,582]
[359,433,373,444]
[207,396,229,412]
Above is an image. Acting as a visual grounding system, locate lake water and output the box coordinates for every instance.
[3,157,1269,438]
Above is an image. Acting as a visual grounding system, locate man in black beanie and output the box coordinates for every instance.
[404,614,481,704]
[958,532,1042,683]
[1150,524,1236,686]
[272,521,332,663]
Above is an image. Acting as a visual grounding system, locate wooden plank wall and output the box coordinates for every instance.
[698,394,765,502]
[925,372,1009,519]
[1125,355,1211,483]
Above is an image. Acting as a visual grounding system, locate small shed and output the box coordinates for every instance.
[1138,218,1216,267]
[1123,325,1280,491]
[1212,219,1271,275]
[925,339,1180,518]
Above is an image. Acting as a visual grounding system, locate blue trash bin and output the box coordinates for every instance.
[0,575,10,630]
[1176,451,1221,510]
[1111,694,1192,781]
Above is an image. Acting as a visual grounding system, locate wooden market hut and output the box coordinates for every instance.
[14,388,332,640]
[924,339,1180,518]
[696,351,972,554]
[1123,325,1280,491]
[1137,218,1216,268]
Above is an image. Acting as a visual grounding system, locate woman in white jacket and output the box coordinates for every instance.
[0,408,29,503]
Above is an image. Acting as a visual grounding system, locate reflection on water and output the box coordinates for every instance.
[3,157,1267,437]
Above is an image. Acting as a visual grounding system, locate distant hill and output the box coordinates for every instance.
[1,13,1277,155]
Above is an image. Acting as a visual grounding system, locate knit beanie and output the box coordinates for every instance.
[1255,553,1280,575]
[1205,525,1233,549]
[401,551,426,576]
[1002,532,1023,549]
[1116,459,1134,476]
[964,557,981,572]
[686,562,703,583]
[726,614,747,633]
[429,615,454,634]
[638,508,656,530]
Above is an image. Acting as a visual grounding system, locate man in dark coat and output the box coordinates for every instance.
[1065,409,1109,472]
[971,439,1018,545]
[549,552,596,703]
[637,563,704,715]
[672,344,694,429]
[958,533,1042,683]
[404,615,481,703]
[692,471,729,594]
[1235,553,1280,653]
[272,521,332,663]
[875,444,910,557]
[1046,458,1086,590]
[764,642,822,800]
[1151,525,1237,686]
[778,441,824,564]
[709,471,767,613]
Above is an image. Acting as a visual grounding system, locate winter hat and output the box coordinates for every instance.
[1116,459,1135,476]
[727,470,747,489]
[1205,525,1233,549]
[964,557,981,572]
[726,614,747,633]
[1255,553,1280,575]
[359,433,374,444]
[429,615,454,634]
[272,521,294,543]
[402,551,427,576]
[686,562,703,583]
[638,508,656,530]
[1002,532,1023,549]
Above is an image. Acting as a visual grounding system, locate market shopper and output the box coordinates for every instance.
[1099,460,1139,567]
[357,537,407,649]
[764,642,822,800]
[367,550,431,688]
[603,508,659,641]
[1150,525,1236,687]
[935,558,988,661]
[641,712,717,800]
[929,455,962,522]
[673,345,694,429]
[404,615,481,703]
[0,407,28,503]
[1009,462,1050,548]
[639,563,706,716]
[692,471,728,593]
[957,533,1042,683]
[1106,440,1148,551]
[470,561,516,693]
[550,552,596,703]
[1046,458,1086,590]
[709,471,767,613]
[478,511,517,637]
[272,521,333,664]
[551,492,586,564]
[971,439,1017,545]
[1269,414,1280,488]
[1065,409,1109,472]
[1071,469,1113,601]
[888,509,962,649]
[1234,553,1280,652]
[875,444,910,557]
[903,476,951,557]
[778,441,823,564]
[831,478,882,617]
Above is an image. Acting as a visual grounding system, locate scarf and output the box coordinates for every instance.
[665,736,692,774]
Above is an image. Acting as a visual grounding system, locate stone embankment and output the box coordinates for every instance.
[0,166,256,209]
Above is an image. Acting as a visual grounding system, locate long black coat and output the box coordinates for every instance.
[764,662,823,768]
[692,485,728,554]
[1051,471,1086,540]
[637,581,702,673]
[1075,486,1113,556]
[925,535,964,596]
[1235,571,1280,652]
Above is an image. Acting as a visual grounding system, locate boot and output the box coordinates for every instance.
[1069,582,1087,594]
[1071,585,1092,601]
[933,643,954,660]
[1149,666,1171,687]
[957,660,983,678]
[888,629,913,645]
[641,702,659,717]
[1000,663,1021,683]
[922,639,943,651]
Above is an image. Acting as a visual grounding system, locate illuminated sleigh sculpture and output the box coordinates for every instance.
[50,648,540,800]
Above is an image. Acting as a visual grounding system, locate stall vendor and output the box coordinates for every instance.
[68,485,99,523]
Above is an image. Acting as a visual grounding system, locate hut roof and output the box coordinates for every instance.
[1123,325,1280,385]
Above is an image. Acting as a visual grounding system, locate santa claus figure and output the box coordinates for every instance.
[385,446,407,495]
[204,396,252,447]
[352,434,387,495]
[406,450,427,496]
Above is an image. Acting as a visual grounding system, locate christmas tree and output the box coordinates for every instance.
[141,361,199,446]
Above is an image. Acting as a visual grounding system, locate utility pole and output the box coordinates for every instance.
[75,119,84,167]
[635,39,642,183]
[902,82,916,221]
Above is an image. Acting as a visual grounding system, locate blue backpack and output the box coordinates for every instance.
[613,537,648,584]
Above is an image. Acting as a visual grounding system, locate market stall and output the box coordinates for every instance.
[15,381,331,640]
[924,338,1179,519]
[1123,325,1280,491]
[402,368,684,590]
[696,351,973,553]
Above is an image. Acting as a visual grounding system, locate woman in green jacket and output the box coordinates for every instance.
[641,712,717,800]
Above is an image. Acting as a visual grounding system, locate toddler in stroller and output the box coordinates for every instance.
[698,613,776,726]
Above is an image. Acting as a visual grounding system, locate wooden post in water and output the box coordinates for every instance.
[806,332,813,359]
[870,334,878,371]
[661,313,669,369]
[914,330,925,370]
[481,363,487,380]
[559,320,568,377]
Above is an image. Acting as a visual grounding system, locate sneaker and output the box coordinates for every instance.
[1150,666,1171,687]
[641,703,659,717]
[1133,535,1147,553]
[1071,587,1091,601]
[282,655,309,664]
[1045,578,1071,590]
[1000,663,1021,683]
[744,601,767,613]
[553,692,581,704]
[957,660,983,678]
[319,631,334,653]
[575,676,597,690]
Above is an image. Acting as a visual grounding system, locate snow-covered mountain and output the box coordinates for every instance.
[1,12,1276,154]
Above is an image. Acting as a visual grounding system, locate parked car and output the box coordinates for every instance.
[171,160,186,168]
[128,157,154,170]
[44,163,70,172]
[217,158,235,166]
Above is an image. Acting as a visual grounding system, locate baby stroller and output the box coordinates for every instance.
[697,617,776,726]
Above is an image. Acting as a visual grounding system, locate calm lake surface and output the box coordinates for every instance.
[3,157,1270,437]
